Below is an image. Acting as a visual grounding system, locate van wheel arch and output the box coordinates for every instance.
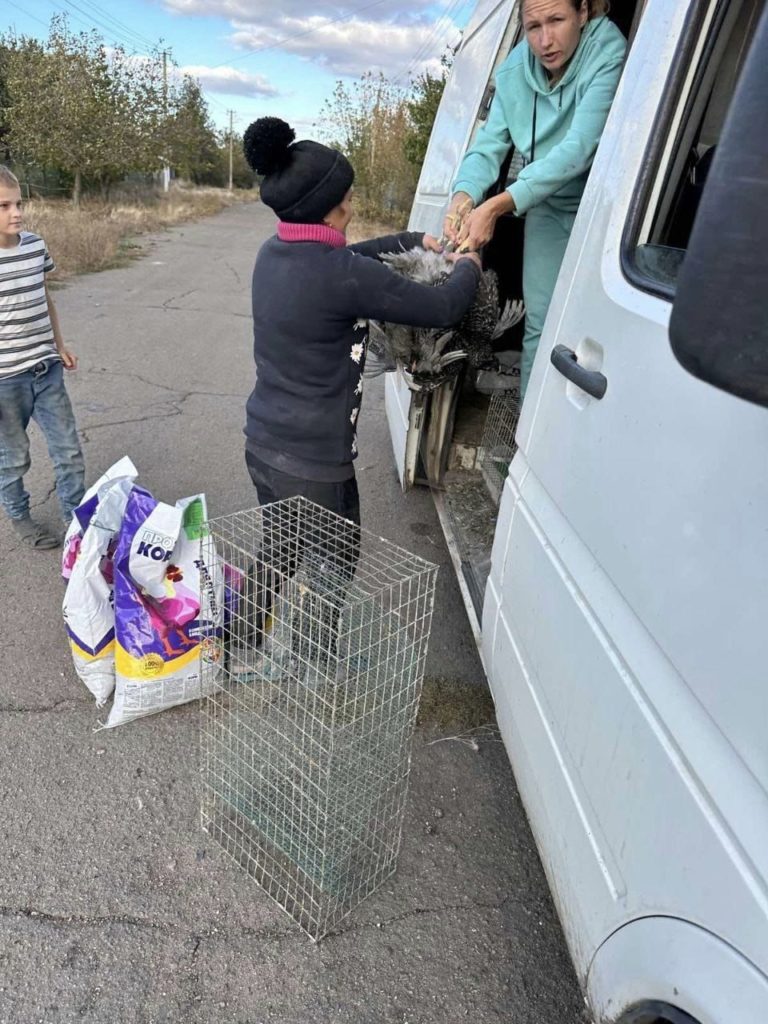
[614,1002,700,1024]
[586,916,768,1024]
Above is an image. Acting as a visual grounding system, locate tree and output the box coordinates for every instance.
[404,66,449,170]
[165,76,219,185]
[0,44,11,163]
[319,72,418,225]
[2,17,167,204]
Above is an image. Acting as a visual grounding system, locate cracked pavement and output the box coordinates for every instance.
[0,203,584,1024]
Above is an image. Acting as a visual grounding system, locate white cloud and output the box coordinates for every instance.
[162,0,463,80]
[227,14,459,79]
[179,64,279,97]
[163,0,439,20]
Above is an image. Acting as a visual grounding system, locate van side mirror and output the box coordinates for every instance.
[669,4,768,408]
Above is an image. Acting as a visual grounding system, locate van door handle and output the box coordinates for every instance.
[550,345,607,399]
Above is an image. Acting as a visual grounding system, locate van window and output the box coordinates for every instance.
[625,0,765,297]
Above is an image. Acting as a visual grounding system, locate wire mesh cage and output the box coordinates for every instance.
[199,497,438,941]
[478,392,521,506]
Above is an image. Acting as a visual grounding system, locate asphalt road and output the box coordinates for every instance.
[0,201,585,1024]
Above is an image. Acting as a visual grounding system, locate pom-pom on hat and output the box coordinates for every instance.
[243,116,354,224]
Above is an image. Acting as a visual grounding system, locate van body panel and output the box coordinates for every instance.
[515,0,768,803]
[587,917,768,1024]
[409,0,517,229]
[387,0,768,1014]
[384,366,414,488]
[485,0,768,989]
[485,464,768,982]
[385,0,518,487]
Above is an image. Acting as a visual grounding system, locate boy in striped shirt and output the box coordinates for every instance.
[0,166,85,549]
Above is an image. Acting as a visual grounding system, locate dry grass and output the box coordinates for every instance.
[23,187,257,279]
[22,197,401,280]
[346,218,400,245]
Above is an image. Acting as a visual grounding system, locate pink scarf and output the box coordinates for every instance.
[277,222,347,248]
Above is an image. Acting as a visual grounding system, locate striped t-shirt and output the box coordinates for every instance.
[0,231,58,379]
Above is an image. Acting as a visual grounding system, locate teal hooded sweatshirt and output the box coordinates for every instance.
[452,15,627,216]
[452,15,626,394]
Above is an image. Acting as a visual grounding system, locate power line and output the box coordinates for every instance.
[159,61,234,123]
[37,0,135,49]
[211,0,392,69]
[205,92,230,112]
[18,0,161,55]
[5,0,52,31]
[60,0,155,52]
[69,0,158,51]
[392,0,467,85]
[6,0,162,55]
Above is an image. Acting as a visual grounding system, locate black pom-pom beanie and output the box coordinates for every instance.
[243,116,354,223]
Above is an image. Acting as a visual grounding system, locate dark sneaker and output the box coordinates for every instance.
[10,516,60,550]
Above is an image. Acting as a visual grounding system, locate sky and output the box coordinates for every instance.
[4,0,476,137]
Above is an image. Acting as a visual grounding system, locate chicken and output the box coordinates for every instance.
[136,565,200,658]
[367,248,524,390]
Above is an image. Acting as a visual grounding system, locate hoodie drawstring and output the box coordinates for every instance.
[530,85,564,163]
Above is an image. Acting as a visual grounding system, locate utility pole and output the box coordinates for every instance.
[162,50,170,193]
[228,109,234,193]
[370,80,383,175]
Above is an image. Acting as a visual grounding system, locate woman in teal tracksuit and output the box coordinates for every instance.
[444,0,626,394]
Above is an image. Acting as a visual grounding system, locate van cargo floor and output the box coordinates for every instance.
[442,470,498,619]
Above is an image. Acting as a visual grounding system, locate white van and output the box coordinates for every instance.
[385,1,768,1021]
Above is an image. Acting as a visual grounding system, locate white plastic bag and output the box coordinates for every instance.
[62,456,138,580]
[62,477,134,705]
[105,489,222,728]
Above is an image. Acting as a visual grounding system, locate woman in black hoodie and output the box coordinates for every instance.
[244,116,480,516]
[240,117,480,663]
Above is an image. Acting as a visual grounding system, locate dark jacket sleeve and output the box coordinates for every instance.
[339,252,481,327]
[347,231,425,259]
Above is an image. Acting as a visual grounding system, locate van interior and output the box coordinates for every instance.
[414,0,764,619]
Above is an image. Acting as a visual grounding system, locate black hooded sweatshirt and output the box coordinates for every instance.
[245,229,480,480]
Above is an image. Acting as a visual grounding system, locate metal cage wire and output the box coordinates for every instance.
[199,497,437,940]
[478,392,520,506]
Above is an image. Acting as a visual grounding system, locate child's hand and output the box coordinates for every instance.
[58,347,78,370]
[447,251,482,271]
[422,234,443,252]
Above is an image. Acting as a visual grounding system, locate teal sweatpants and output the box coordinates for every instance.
[521,203,577,395]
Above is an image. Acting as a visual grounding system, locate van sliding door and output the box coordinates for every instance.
[384,0,518,489]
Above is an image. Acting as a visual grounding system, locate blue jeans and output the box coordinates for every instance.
[0,360,85,521]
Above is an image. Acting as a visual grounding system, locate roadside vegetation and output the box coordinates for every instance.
[320,59,451,228]
[24,188,256,279]
[346,218,401,245]
[0,14,451,271]
[0,16,254,204]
